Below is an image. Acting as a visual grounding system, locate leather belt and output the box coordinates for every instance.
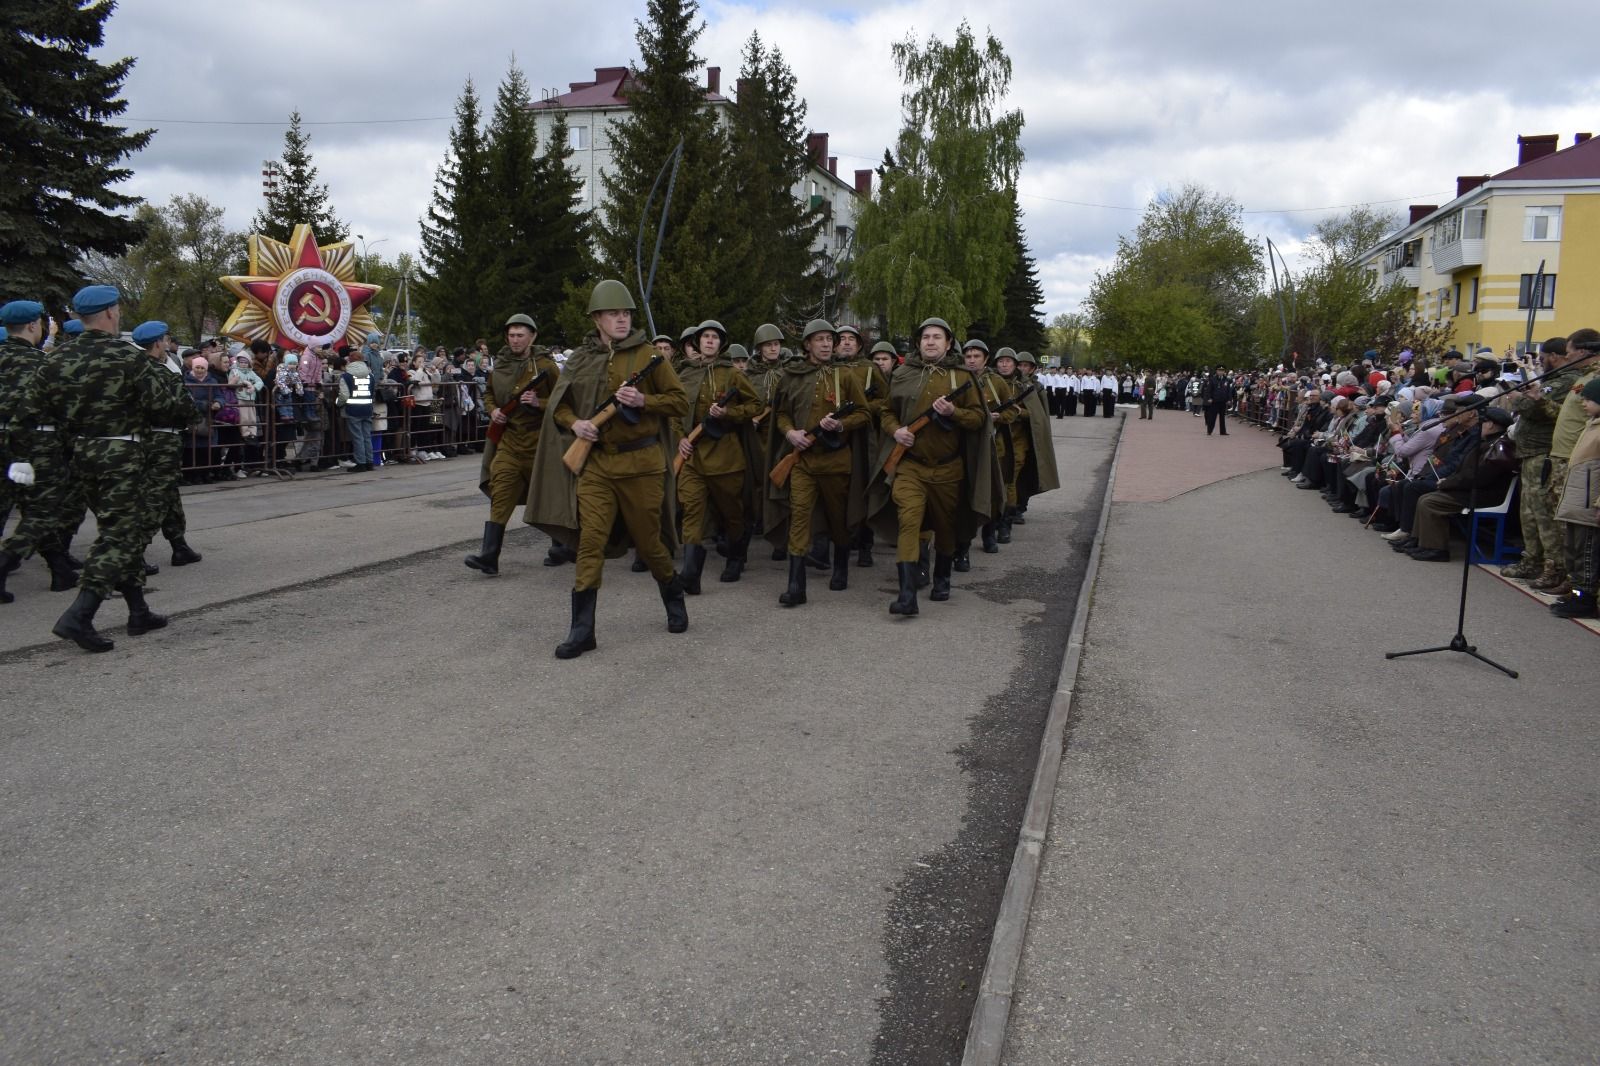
[34,424,55,432]
[598,435,659,455]
[151,427,181,435]
[90,434,142,443]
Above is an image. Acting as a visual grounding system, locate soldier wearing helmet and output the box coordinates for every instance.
[526,279,690,659]
[960,338,1014,562]
[764,318,872,605]
[744,323,787,555]
[832,323,891,568]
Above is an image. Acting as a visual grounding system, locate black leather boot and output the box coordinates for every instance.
[681,544,706,595]
[779,555,807,607]
[121,582,168,635]
[953,544,971,572]
[889,561,919,616]
[981,523,1000,554]
[828,542,849,591]
[856,527,874,568]
[143,560,160,576]
[43,550,79,591]
[996,511,1013,544]
[554,588,598,659]
[720,533,748,583]
[804,533,829,570]
[916,544,930,588]
[52,588,114,652]
[0,548,22,603]
[658,573,689,633]
[770,545,786,561]
[1012,505,1027,526]
[464,521,505,575]
[930,553,953,601]
[543,539,576,566]
[631,553,649,572]
[169,537,202,566]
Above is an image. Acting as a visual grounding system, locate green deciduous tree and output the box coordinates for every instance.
[1088,184,1259,370]
[0,0,152,313]
[1046,311,1092,367]
[852,21,1024,337]
[252,111,348,244]
[418,77,493,347]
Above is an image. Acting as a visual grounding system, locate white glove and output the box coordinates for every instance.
[8,462,35,486]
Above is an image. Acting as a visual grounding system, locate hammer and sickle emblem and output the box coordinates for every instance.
[296,287,335,327]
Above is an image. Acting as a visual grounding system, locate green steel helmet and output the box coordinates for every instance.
[652,333,673,344]
[1016,351,1039,366]
[679,325,698,343]
[801,319,837,343]
[918,317,954,339]
[586,278,636,313]
[753,323,783,345]
[994,346,1018,362]
[695,319,730,346]
[870,341,898,356]
[962,338,989,355]
[836,323,862,339]
[504,313,537,331]
[727,343,749,361]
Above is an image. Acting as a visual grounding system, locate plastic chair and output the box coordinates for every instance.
[1455,476,1519,564]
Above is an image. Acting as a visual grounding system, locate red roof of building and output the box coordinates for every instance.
[1493,134,1600,181]
[528,65,728,111]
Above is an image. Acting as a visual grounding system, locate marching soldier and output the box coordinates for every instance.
[992,347,1026,540]
[0,300,81,601]
[526,280,690,659]
[675,319,761,590]
[962,339,1014,563]
[745,323,787,560]
[727,343,750,374]
[834,324,891,568]
[869,318,992,615]
[131,321,204,569]
[465,313,562,576]
[764,319,871,605]
[1012,352,1062,519]
[18,286,197,651]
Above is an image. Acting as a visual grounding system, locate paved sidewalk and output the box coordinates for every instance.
[1004,455,1599,1062]
[1112,408,1278,502]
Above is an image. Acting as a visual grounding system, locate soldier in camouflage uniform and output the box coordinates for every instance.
[0,300,82,601]
[131,322,204,568]
[15,286,198,652]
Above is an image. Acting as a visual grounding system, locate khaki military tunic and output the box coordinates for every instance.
[482,346,561,525]
[677,360,760,544]
[772,361,870,554]
[881,362,985,560]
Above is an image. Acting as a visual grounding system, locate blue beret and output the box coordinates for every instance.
[71,284,121,315]
[0,300,46,325]
[0,327,7,341]
[62,320,85,336]
[131,320,170,345]
[365,331,382,343]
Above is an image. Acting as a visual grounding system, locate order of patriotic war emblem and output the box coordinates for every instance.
[276,268,352,347]
[218,223,383,351]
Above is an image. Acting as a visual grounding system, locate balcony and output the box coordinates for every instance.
[1380,265,1422,290]
[1432,238,1484,274]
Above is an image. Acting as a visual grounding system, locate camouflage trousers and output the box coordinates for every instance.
[2,440,82,559]
[140,432,186,548]
[74,438,149,597]
[1519,454,1564,572]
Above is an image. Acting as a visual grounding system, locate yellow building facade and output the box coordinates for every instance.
[1362,133,1600,355]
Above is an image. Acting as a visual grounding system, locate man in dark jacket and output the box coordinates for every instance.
[1407,407,1516,561]
[1202,366,1234,436]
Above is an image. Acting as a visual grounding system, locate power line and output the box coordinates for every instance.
[124,116,450,126]
[1018,189,1455,216]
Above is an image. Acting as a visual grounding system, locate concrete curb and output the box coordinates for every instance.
[960,412,1127,1065]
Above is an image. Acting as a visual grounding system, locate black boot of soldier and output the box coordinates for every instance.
[658,573,689,633]
[931,553,954,601]
[804,533,829,570]
[720,533,748,583]
[169,537,202,566]
[829,542,850,591]
[464,521,505,575]
[554,588,598,659]
[681,544,706,595]
[856,526,874,568]
[52,589,114,652]
[916,544,930,588]
[953,543,971,572]
[543,538,576,567]
[779,555,808,607]
[120,582,168,636]
[0,548,19,603]
[889,562,919,616]
[1012,504,1027,526]
[43,550,79,591]
[631,553,649,572]
[997,511,1013,544]
[981,523,1000,554]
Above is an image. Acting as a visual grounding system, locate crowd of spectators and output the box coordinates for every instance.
[1226,333,1600,620]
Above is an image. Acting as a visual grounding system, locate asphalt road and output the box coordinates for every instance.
[0,417,1118,1064]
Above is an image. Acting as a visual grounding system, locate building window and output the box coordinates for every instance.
[1469,277,1478,313]
[1463,207,1486,240]
[1518,273,1557,309]
[1524,206,1561,241]
[1452,283,1462,316]
[569,126,591,151]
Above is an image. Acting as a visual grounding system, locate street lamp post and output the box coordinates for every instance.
[354,234,388,281]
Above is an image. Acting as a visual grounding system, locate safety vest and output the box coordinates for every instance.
[343,372,373,413]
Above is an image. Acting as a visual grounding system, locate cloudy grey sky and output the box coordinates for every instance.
[101,0,1598,320]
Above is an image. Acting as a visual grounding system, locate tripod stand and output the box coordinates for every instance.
[1386,429,1518,678]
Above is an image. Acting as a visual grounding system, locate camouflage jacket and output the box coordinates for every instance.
[20,329,199,439]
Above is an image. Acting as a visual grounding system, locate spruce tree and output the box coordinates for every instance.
[523,110,591,347]
[252,111,349,243]
[0,0,153,311]
[585,0,732,340]
[479,60,556,340]
[721,32,825,340]
[994,191,1046,352]
[419,77,493,346]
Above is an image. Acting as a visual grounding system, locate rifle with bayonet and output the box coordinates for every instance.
[673,383,741,475]
[883,380,975,476]
[990,383,1036,415]
[485,368,550,446]
[561,354,666,474]
[768,400,859,487]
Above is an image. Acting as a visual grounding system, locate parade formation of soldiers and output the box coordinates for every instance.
[0,278,1066,657]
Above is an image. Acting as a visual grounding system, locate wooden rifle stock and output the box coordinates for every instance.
[768,400,859,487]
[883,380,974,476]
[485,369,549,446]
[673,385,741,475]
[561,353,666,474]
